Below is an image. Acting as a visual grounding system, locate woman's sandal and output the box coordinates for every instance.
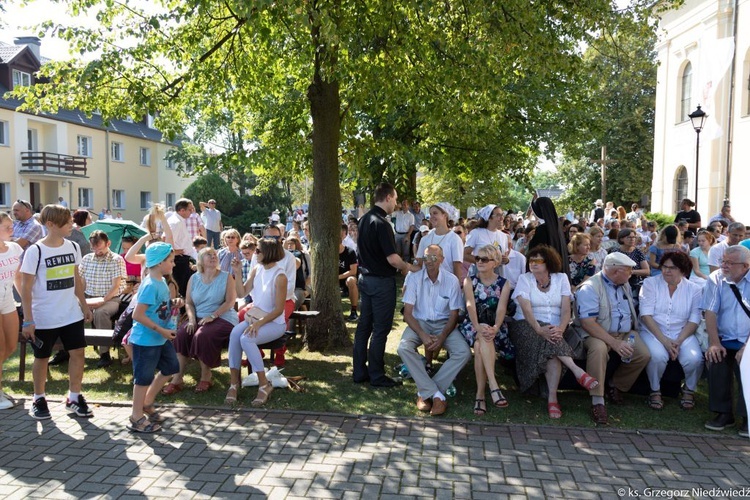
[473,399,486,416]
[161,383,184,396]
[224,384,239,405]
[648,391,664,410]
[547,402,562,419]
[195,380,213,393]
[143,405,165,423]
[490,388,509,408]
[680,389,695,410]
[576,372,599,391]
[128,415,161,433]
[251,382,274,407]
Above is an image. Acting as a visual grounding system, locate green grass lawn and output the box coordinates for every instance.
[1,297,740,438]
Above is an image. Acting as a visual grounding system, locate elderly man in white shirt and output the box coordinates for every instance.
[397,245,471,416]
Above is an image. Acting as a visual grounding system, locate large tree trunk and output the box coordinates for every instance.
[305,53,350,351]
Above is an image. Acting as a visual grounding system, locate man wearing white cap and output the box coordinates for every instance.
[589,199,605,226]
[575,252,651,425]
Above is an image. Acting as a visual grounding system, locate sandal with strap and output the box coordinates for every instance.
[576,372,599,391]
[161,382,184,396]
[195,380,213,393]
[547,401,562,419]
[473,399,486,416]
[143,405,165,423]
[490,388,508,408]
[680,389,695,410]
[648,391,664,410]
[128,415,161,433]
[251,382,274,407]
[225,384,239,405]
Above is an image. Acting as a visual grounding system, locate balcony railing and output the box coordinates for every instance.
[20,151,88,177]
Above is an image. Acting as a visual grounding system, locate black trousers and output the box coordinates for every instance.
[708,347,747,417]
[173,255,195,299]
[353,275,396,384]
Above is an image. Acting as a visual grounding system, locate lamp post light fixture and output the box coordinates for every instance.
[688,104,707,206]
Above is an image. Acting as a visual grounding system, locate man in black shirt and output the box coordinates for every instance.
[674,198,701,231]
[339,224,359,321]
[353,183,412,387]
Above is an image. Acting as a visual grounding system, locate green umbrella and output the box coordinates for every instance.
[81,219,147,254]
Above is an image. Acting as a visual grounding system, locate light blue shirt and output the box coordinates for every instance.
[701,269,750,344]
[576,272,633,334]
[130,276,170,347]
[403,268,462,322]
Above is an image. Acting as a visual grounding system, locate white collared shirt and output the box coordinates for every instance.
[639,275,702,340]
[167,211,197,259]
[403,268,462,322]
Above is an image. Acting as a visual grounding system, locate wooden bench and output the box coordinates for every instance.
[17,329,115,382]
[289,310,319,337]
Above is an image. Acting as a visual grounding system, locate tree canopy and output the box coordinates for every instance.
[9,0,672,349]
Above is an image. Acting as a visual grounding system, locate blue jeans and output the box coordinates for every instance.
[132,342,179,386]
[207,230,221,249]
[353,275,396,383]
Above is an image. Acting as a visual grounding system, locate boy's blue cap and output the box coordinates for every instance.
[145,242,173,267]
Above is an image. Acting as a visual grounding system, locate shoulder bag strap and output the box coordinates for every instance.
[728,283,750,319]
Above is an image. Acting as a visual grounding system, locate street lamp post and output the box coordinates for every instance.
[688,105,707,206]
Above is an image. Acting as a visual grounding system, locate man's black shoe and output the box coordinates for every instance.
[353,376,370,384]
[97,352,113,368]
[48,350,70,366]
[705,412,735,431]
[370,377,403,388]
[347,311,358,322]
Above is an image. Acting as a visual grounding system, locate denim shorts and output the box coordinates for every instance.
[131,342,179,386]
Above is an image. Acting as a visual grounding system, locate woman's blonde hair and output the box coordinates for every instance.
[195,247,220,273]
[567,233,591,254]
[221,228,241,246]
[146,203,165,233]
[476,244,501,263]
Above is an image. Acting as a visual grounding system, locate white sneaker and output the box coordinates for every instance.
[0,394,13,409]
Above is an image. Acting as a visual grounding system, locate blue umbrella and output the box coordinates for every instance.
[81,219,147,254]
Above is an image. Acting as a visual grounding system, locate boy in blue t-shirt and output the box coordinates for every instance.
[129,242,181,433]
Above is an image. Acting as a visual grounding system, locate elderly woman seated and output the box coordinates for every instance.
[639,252,703,410]
[162,247,238,394]
[509,245,599,419]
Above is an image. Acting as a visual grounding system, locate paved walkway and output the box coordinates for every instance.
[1,399,749,499]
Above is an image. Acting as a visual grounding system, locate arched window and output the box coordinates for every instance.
[680,62,692,122]
[675,166,688,213]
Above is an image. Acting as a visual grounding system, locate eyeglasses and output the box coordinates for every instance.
[720,260,744,267]
[424,255,440,262]
[661,264,678,271]
[529,257,545,264]
[474,256,494,264]
[225,235,238,239]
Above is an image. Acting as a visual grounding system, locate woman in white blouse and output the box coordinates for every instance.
[508,245,599,419]
[639,252,703,410]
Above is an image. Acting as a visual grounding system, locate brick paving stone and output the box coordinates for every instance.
[3,402,750,499]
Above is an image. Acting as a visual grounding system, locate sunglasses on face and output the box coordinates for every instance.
[529,257,545,264]
[475,256,494,264]
[423,255,440,262]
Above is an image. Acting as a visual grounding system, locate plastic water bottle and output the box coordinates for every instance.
[446,384,457,398]
[399,363,411,379]
[167,306,180,331]
[621,334,636,363]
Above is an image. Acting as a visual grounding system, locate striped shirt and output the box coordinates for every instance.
[80,250,127,297]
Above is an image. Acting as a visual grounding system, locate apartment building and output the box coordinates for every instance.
[0,36,194,220]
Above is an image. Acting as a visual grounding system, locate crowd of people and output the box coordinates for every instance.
[1,191,748,437]
[353,187,750,435]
